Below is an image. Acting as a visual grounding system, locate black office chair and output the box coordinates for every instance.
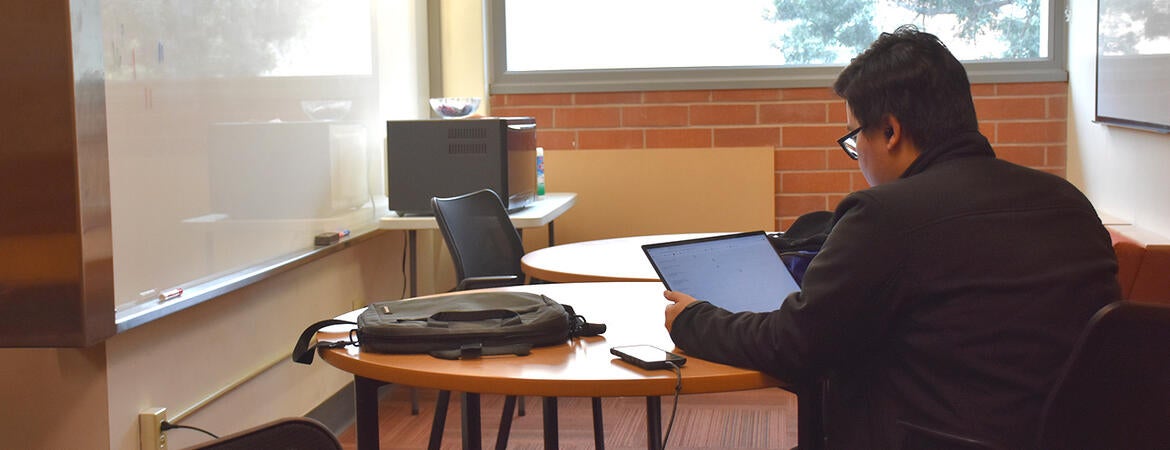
[1036,300,1170,449]
[180,417,341,450]
[432,188,528,291]
[432,189,606,449]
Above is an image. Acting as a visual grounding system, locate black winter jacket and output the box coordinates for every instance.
[669,132,1120,449]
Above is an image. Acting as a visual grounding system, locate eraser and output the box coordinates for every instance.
[315,232,341,246]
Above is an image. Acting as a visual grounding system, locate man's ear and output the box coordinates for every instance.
[882,115,905,151]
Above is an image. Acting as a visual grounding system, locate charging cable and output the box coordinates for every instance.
[160,421,219,440]
[661,361,683,450]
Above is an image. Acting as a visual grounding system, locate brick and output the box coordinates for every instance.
[996,121,1066,144]
[761,103,829,124]
[781,87,838,101]
[975,97,1047,120]
[1048,96,1068,119]
[713,127,781,147]
[970,84,997,97]
[691,104,757,125]
[554,107,621,128]
[827,102,849,124]
[850,172,871,191]
[782,125,845,148]
[577,129,643,149]
[644,90,711,103]
[622,105,689,127]
[646,128,712,148]
[774,149,827,170]
[781,171,853,193]
[491,106,554,128]
[828,194,849,209]
[537,130,577,150]
[979,122,997,141]
[712,89,782,102]
[1047,144,1067,166]
[995,145,1047,167]
[996,82,1068,96]
[502,93,573,106]
[776,194,829,216]
[574,91,642,105]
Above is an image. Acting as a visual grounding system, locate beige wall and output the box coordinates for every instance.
[1066,0,1170,237]
[0,231,405,449]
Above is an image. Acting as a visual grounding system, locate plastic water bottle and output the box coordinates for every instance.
[536,146,546,199]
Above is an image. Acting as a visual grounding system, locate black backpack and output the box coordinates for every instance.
[293,291,605,362]
[768,210,833,285]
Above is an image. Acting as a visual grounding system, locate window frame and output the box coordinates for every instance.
[486,0,1068,94]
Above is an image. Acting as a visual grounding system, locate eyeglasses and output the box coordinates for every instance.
[837,127,861,160]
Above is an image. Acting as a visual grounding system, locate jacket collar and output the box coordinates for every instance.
[900,131,996,179]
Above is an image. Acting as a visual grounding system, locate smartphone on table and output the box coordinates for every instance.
[610,345,687,370]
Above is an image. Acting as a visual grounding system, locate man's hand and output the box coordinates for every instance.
[664,290,699,332]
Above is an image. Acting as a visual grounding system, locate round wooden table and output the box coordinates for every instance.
[317,282,783,450]
[520,233,727,283]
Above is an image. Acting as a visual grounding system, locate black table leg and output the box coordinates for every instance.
[646,396,662,450]
[461,393,482,450]
[542,397,559,450]
[428,390,451,450]
[592,397,606,449]
[495,395,517,450]
[355,376,387,450]
[548,221,556,246]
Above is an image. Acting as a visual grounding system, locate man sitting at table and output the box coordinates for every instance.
[662,25,1119,450]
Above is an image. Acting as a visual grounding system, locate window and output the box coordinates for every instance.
[487,0,1067,93]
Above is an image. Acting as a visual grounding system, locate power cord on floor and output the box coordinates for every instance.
[661,361,683,450]
[160,420,220,440]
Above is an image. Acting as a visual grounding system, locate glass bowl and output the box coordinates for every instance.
[301,100,352,121]
[429,97,482,119]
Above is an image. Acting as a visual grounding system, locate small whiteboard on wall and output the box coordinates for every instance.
[1095,0,1170,133]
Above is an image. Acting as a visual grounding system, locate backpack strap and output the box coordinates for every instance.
[564,304,607,337]
[292,319,357,365]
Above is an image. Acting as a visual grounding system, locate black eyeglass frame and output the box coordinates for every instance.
[837,127,861,160]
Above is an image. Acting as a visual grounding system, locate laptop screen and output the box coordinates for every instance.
[643,231,800,313]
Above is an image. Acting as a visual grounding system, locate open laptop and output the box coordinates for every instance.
[642,231,800,313]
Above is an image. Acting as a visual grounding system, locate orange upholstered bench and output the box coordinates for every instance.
[1108,226,1170,305]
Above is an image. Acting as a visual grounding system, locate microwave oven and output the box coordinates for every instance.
[386,117,537,215]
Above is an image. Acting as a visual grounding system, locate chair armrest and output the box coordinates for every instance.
[455,275,522,291]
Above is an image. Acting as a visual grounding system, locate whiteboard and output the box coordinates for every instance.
[102,1,385,314]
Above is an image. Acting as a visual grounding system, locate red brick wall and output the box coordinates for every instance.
[490,82,1068,230]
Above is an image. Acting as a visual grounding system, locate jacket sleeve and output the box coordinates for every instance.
[669,191,910,381]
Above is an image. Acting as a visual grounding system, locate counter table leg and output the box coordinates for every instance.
[408,230,417,298]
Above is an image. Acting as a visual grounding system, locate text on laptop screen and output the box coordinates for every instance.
[644,232,799,313]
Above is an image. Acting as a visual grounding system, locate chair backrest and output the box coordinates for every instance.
[181,417,342,450]
[1037,301,1170,449]
[432,189,527,290]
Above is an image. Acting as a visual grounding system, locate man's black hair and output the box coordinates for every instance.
[833,25,980,153]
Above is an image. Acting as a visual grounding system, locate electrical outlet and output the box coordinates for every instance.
[139,407,167,450]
